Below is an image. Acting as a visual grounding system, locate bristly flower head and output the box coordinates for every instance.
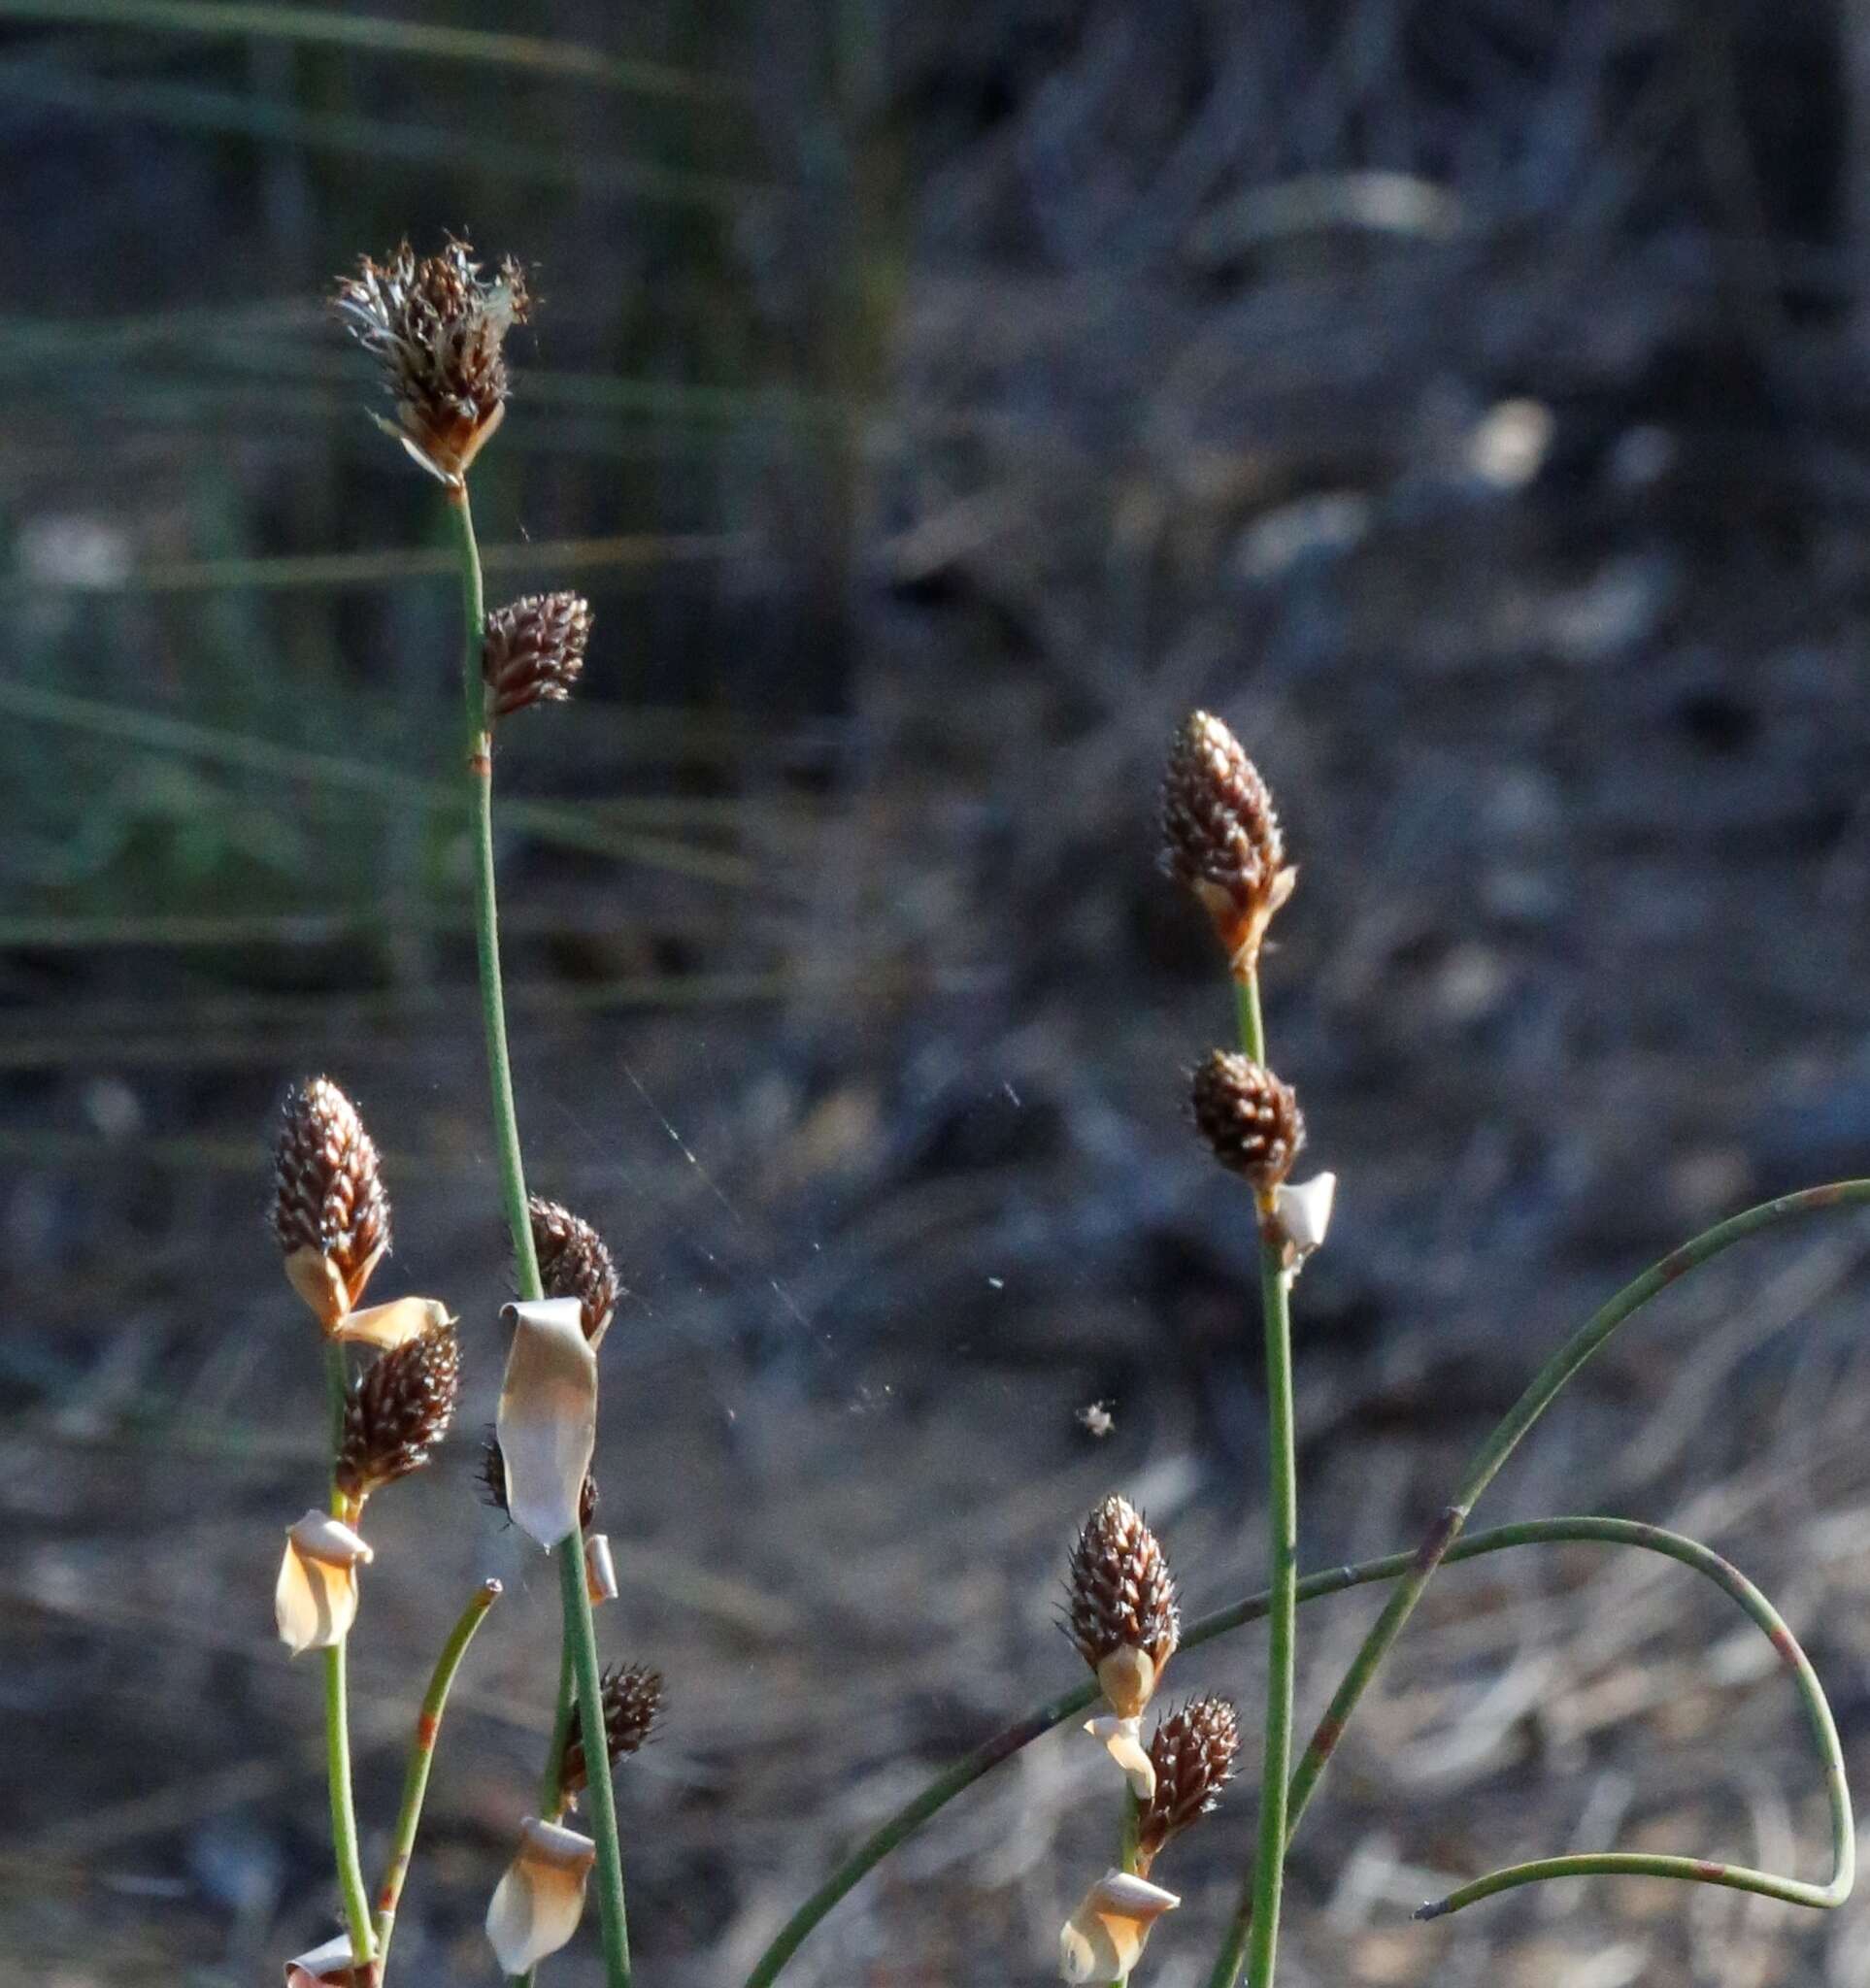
[1066,1494,1180,1720]
[1190,1050,1304,1201]
[1136,1697,1240,1872]
[480,1431,599,1533]
[331,237,530,486]
[336,1321,461,1500]
[559,1661,664,1797]
[271,1077,391,1330]
[528,1195,620,1344]
[485,595,594,720]
[1160,711,1294,977]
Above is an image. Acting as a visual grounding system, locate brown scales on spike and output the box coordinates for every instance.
[484,596,594,720]
[270,1077,391,1327]
[559,1662,664,1798]
[331,237,529,485]
[1160,711,1294,975]
[1190,1050,1304,1198]
[1137,1696,1241,1872]
[1066,1494,1180,1716]
[528,1196,620,1343]
[479,1432,599,1533]
[336,1323,461,1499]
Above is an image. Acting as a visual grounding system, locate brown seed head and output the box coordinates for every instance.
[1190,1050,1304,1196]
[479,1431,598,1533]
[1137,1696,1241,1870]
[528,1196,619,1343]
[1160,712,1293,973]
[336,1323,461,1499]
[1066,1494,1180,1714]
[331,237,530,484]
[271,1077,391,1326]
[484,595,594,720]
[560,1662,664,1797]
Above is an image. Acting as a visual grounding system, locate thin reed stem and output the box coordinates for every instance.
[321,1343,377,1982]
[1211,962,1296,1988]
[447,484,630,1988]
[743,1180,1870,1988]
[514,1641,579,1988]
[374,1579,503,1971]
[1278,1179,1870,1862]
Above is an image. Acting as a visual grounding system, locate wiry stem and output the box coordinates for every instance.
[322,1343,377,1984]
[514,1640,579,1988]
[1411,1519,1852,1919]
[374,1579,503,1972]
[1278,1180,1870,1863]
[1210,961,1296,1988]
[743,1180,1870,1988]
[447,484,630,1988]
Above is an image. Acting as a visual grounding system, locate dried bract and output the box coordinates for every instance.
[1190,1050,1304,1200]
[271,1077,390,1331]
[332,237,529,486]
[485,1817,595,1974]
[1136,1697,1241,1872]
[559,1661,664,1797]
[1059,1871,1180,1984]
[494,1298,598,1548]
[275,1510,373,1655]
[1066,1494,1180,1716]
[336,1321,460,1500]
[283,1935,358,1987]
[1160,711,1294,975]
[529,1195,620,1344]
[484,596,594,721]
[479,1432,598,1533]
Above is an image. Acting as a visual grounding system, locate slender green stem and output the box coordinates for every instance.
[1412,1519,1853,1919]
[514,1641,580,1988]
[321,1345,377,1982]
[1233,973,1265,1063]
[448,484,628,1988]
[449,489,540,1302]
[538,1636,578,1816]
[373,1579,503,1972]
[1279,1179,1870,1864]
[743,1178,1870,1988]
[1212,963,1297,1988]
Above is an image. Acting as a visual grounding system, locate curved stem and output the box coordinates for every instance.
[448,484,628,1988]
[1280,1181,1870,1861]
[745,1506,1853,1987]
[373,1579,503,1973]
[1412,1519,1853,1919]
[321,1344,377,1983]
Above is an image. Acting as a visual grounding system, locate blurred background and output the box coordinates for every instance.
[7,2,1870,1983]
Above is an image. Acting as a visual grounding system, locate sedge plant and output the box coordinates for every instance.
[263,235,1865,1988]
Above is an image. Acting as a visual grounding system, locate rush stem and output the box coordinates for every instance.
[322,1343,378,1983]
[447,484,630,1988]
[374,1579,503,1974]
[1208,960,1298,1988]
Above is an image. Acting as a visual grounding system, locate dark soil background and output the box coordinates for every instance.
[6,4,1870,1985]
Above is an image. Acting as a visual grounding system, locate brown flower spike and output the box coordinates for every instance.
[479,1433,599,1534]
[1136,1697,1241,1873]
[332,238,529,485]
[1161,711,1294,976]
[336,1322,461,1500]
[1190,1050,1304,1201]
[484,596,594,721]
[529,1195,620,1344]
[1066,1494,1180,1719]
[271,1077,391,1330]
[559,1662,664,1798]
